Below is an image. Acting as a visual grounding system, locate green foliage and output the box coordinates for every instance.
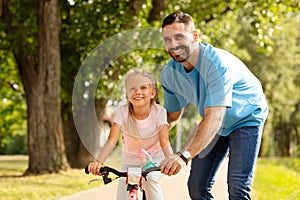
[0,135,27,155]
[0,53,27,154]
[8,0,38,55]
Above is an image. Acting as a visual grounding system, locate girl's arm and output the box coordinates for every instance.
[88,122,120,175]
[158,124,173,157]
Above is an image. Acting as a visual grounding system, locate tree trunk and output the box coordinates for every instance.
[148,0,165,23]
[22,0,68,174]
[61,106,81,168]
[63,97,108,168]
[278,118,290,157]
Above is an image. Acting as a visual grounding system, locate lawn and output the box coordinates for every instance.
[252,157,300,200]
[0,151,121,200]
[0,155,299,200]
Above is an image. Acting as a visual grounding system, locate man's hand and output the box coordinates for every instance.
[160,153,186,176]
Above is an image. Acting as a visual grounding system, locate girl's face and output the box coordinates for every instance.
[126,75,156,108]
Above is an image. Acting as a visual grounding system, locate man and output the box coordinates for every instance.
[159,12,268,200]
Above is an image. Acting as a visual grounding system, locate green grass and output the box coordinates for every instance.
[0,150,121,200]
[253,157,300,200]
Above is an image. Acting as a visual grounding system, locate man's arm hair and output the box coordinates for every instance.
[186,106,226,157]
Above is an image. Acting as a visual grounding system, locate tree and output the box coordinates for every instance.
[1,0,69,174]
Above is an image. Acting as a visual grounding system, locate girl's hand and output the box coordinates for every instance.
[88,160,103,176]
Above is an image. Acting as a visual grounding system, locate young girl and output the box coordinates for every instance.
[88,69,173,200]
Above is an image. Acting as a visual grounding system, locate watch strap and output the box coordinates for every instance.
[176,151,188,165]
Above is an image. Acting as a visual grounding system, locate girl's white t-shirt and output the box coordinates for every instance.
[114,104,168,166]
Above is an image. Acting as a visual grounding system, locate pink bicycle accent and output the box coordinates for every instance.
[129,189,138,200]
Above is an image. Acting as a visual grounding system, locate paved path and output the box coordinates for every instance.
[59,159,228,200]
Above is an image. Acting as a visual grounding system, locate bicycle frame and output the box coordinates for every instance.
[85,165,160,200]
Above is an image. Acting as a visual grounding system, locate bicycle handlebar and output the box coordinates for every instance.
[85,165,160,184]
[85,165,126,176]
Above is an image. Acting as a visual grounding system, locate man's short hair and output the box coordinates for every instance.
[162,12,194,31]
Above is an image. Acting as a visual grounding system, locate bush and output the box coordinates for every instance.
[0,135,27,155]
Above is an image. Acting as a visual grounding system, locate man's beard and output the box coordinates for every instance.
[168,45,192,63]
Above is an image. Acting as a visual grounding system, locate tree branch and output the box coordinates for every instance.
[204,6,232,23]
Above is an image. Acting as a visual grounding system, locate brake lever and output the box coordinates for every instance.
[102,175,113,184]
[88,178,103,185]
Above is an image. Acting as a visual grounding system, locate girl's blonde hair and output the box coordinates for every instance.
[124,69,160,137]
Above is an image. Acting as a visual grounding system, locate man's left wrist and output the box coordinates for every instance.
[176,150,192,165]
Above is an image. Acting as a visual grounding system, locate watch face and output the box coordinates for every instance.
[182,151,191,159]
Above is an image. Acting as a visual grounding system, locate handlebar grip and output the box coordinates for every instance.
[85,165,107,175]
[85,165,89,174]
[85,165,106,175]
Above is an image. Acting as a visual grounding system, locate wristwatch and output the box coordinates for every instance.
[176,150,192,165]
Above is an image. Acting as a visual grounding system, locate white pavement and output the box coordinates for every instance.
[59,159,228,200]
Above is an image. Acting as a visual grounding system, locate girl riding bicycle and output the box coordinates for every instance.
[88,69,173,200]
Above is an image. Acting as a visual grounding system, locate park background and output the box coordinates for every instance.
[0,0,299,199]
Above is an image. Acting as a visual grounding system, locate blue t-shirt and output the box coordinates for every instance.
[160,43,268,136]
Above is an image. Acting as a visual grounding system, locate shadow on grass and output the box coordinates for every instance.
[0,155,28,178]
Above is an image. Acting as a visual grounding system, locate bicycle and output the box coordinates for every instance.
[85,165,161,200]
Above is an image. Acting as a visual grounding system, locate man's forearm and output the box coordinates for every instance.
[182,123,198,151]
[185,107,225,157]
[186,119,218,157]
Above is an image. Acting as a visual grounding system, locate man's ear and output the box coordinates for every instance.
[192,30,199,42]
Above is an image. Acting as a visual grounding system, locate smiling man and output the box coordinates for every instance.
[159,12,268,200]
